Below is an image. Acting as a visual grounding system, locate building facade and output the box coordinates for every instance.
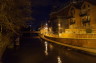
[49,0,96,34]
[40,0,96,49]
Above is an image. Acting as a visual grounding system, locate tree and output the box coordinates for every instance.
[0,0,32,41]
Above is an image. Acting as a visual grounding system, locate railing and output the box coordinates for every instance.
[45,32,96,39]
[82,20,90,24]
[76,34,96,39]
[79,11,87,17]
[70,21,75,25]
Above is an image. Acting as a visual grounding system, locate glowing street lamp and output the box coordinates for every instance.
[44,27,48,30]
[58,23,62,37]
[44,23,49,35]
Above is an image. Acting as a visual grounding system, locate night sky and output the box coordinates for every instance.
[31,0,68,30]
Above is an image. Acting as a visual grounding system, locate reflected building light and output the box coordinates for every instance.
[57,56,62,63]
[45,41,48,56]
[49,44,53,50]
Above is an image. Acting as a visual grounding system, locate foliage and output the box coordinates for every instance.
[0,0,32,36]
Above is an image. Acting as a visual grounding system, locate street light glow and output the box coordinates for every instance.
[44,27,48,29]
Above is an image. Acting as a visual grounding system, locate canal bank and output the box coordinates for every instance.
[2,32,96,63]
[40,34,96,55]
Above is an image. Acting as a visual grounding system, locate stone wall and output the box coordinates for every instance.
[45,35,96,49]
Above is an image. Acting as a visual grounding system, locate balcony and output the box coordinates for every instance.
[82,20,90,23]
[70,21,75,25]
[79,12,87,17]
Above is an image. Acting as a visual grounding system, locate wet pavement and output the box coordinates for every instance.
[2,33,96,63]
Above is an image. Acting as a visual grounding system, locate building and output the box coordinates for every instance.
[80,1,96,29]
[49,0,96,34]
[39,0,96,52]
[40,0,96,49]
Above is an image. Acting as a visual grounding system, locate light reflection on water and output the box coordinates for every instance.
[57,56,62,63]
[44,41,54,56]
[44,41,48,56]
[42,40,96,63]
[3,35,96,63]
[49,44,53,51]
[44,41,63,63]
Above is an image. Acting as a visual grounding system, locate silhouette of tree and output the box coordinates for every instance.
[0,0,32,40]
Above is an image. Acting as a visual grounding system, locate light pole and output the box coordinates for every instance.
[45,23,48,35]
[58,23,61,37]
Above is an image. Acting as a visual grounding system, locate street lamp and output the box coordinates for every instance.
[58,23,61,37]
[43,23,48,35]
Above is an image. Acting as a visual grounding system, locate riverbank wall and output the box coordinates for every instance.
[40,34,96,55]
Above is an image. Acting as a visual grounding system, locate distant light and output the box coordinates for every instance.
[58,23,61,27]
[49,44,53,50]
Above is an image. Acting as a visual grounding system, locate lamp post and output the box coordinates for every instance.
[44,23,48,35]
[58,23,61,37]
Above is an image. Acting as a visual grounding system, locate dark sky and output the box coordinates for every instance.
[31,0,67,30]
[30,0,96,30]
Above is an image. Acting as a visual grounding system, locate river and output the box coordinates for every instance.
[2,32,96,63]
